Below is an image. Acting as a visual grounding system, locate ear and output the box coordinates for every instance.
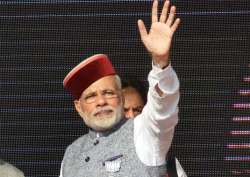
[74,99,86,121]
[74,99,82,114]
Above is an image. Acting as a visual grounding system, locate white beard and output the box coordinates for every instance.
[80,104,123,132]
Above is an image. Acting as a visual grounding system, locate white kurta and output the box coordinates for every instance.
[134,63,179,166]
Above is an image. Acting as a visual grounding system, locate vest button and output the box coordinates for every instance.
[85,156,90,162]
[93,140,99,145]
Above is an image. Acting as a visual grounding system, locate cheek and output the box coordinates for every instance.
[80,103,94,115]
[110,97,123,108]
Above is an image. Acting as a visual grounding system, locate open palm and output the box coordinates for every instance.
[138,0,180,67]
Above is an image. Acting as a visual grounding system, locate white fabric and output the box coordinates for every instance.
[134,64,179,166]
[176,158,188,177]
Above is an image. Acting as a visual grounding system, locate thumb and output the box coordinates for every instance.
[137,19,148,40]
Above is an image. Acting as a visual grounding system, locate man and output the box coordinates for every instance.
[60,0,181,176]
[122,79,146,119]
[0,159,24,177]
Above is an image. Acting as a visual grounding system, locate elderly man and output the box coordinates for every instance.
[60,0,181,176]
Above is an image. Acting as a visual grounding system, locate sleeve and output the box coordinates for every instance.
[134,63,180,166]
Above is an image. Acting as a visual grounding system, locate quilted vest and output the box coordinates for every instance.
[61,119,167,177]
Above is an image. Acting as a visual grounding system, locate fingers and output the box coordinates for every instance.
[166,5,176,26]
[137,19,148,40]
[149,0,180,34]
[153,0,180,28]
[159,0,170,23]
[171,18,181,32]
[151,0,158,23]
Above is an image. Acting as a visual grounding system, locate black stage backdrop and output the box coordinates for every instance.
[0,0,249,177]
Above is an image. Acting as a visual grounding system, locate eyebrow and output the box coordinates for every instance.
[84,89,116,95]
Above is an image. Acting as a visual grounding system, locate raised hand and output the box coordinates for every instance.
[138,0,180,68]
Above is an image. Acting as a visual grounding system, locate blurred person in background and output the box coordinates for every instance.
[0,159,24,177]
[122,79,147,119]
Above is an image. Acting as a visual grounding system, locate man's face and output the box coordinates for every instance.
[122,87,145,119]
[74,75,124,132]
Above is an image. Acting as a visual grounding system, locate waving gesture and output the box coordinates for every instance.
[138,0,180,68]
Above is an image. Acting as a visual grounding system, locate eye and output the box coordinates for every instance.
[133,107,143,114]
[124,108,129,112]
[83,93,97,102]
[103,90,116,97]
[84,93,95,99]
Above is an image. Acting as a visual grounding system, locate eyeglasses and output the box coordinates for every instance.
[81,89,120,104]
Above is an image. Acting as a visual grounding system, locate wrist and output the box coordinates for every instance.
[152,53,170,69]
[153,60,169,69]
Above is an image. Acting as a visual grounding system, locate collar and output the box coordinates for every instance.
[88,118,127,139]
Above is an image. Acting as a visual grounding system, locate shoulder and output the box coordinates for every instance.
[71,134,90,147]
[118,118,134,133]
[116,118,134,140]
[64,134,89,157]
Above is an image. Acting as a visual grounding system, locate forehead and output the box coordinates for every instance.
[83,75,118,94]
[123,87,144,105]
[123,87,138,94]
[123,87,142,99]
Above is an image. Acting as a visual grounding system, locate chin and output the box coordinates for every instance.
[91,115,120,131]
[82,105,123,132]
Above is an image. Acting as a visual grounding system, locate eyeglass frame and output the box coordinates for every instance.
[80,89,121,104]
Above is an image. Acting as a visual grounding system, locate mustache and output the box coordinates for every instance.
[92,106,115,117]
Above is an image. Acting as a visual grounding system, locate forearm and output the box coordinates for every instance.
[134,64,180,166]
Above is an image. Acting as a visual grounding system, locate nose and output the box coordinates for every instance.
[125,109,135,119]
[96,94,108,106]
